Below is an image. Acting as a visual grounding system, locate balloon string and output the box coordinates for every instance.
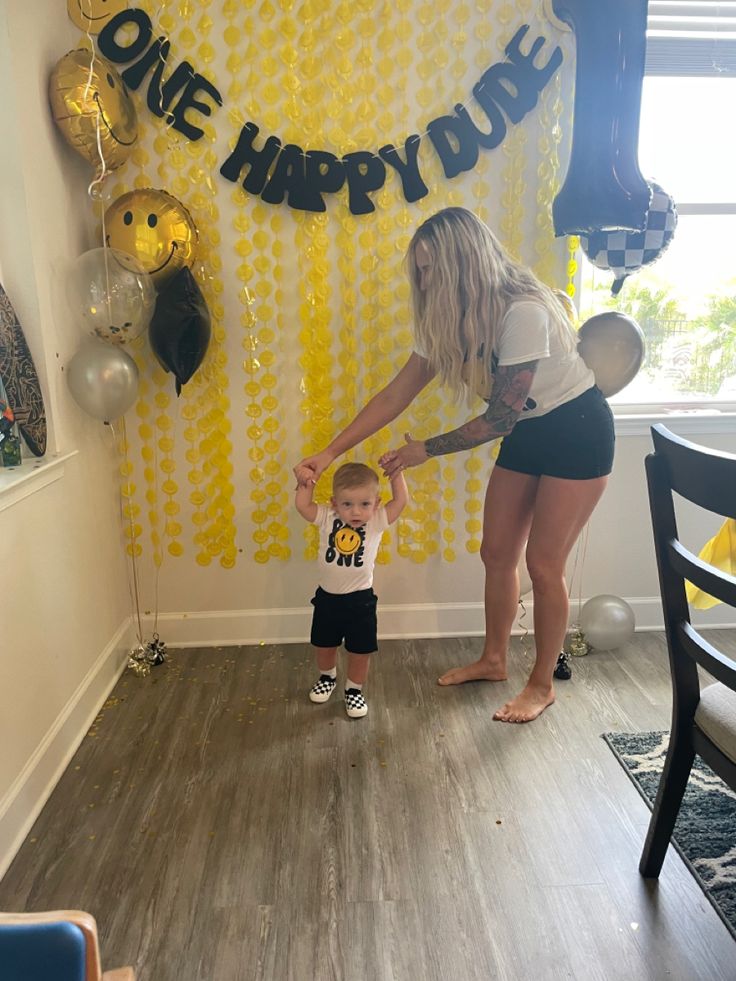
[88,108,112,326]
[110,419,144,645]
[567,520,589,622]
[518,594,530,659]
[88,114,109,199]
[82,20,110,198]
[81,21,96,104]
[85,26,112,329]
[156,0,182,145]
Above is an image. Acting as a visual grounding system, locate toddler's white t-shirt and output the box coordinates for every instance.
[313,504,389,594]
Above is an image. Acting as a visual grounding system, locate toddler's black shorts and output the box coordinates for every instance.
[310,586,378,654]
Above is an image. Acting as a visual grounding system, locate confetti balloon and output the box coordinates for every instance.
[69,247,155,346]
[49,49,137,173]
[104,189,199,289]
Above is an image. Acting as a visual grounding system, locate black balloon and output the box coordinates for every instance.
[551,0,651,235]
[149,267,211,395]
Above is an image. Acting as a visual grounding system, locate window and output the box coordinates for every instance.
[578,2,736,410]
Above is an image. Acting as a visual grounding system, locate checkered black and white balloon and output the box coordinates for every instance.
[581,181,677,295]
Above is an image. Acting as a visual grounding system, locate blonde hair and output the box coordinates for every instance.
[332,462,379,496]
[407,207,575,399]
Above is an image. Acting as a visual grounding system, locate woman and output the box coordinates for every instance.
[294,207,614,723]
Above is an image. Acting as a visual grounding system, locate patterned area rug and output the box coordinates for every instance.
[603,730,736,940]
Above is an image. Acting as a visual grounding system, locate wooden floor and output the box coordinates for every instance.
[1,631,735,980]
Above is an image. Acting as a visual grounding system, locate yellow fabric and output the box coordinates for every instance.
[685,519,736,609]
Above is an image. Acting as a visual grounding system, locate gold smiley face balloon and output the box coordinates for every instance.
[49,49,137,172]
[67,0,128,34]
[104,189,199,289]
[335,526,362,556]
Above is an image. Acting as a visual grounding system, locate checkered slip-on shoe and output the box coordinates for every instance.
[309,674,337,703]
[344,687,368,719]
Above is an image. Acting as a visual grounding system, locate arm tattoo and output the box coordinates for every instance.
[425,360,538,458]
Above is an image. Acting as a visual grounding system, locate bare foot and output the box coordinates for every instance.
[438,658,507,686]
[493,683,555,723]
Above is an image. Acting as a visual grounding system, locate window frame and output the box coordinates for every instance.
[581,4,736,419]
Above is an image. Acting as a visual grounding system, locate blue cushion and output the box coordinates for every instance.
[0,920,87,981]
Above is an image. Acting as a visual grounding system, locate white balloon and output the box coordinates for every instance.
[66,338,139,422]
[580,594,635,651]
[69,247,155,346]
[517,555,533,598]
[577,312,645,397]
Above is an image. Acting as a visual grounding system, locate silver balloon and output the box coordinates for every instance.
[517,554,532,598]
[66,338,139,422]
[69,247,155,346]
[580,594,635,651]
[577,312,645,397]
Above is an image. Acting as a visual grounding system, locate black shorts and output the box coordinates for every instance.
[310,587,378,654]
[496,386,615,480]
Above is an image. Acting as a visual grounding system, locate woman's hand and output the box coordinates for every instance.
[293,449,335,487]
[379,433,428,477]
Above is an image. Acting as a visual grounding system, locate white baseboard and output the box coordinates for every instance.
[0,618,133,881]
[143,597,736,649]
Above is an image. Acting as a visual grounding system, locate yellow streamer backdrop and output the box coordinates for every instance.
[78,0,574,571]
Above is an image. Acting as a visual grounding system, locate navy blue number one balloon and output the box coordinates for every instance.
[551,0,651,236]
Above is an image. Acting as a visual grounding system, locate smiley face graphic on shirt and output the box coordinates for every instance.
[325,519,366,566]
[334,526,362,556]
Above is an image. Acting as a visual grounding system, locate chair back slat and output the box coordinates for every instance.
[651,424,736,519]
[646,449,700,703]
[668,539,736,607]
[677,621,736,689]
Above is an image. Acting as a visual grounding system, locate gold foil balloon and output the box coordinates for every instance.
[66,0,128,34]
[49,49,137,173]
[104,189,199,289]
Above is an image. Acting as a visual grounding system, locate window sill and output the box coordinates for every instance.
[613,409,736,436]
[0,451,77,513]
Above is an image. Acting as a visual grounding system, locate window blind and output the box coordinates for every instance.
[646,1,736,74]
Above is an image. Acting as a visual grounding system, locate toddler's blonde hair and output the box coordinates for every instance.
[332,462,379,495]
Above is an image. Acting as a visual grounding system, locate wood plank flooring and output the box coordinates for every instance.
[1,631,735,980]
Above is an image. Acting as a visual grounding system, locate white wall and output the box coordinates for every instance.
[0,2,133,878]
[133,420,736,648]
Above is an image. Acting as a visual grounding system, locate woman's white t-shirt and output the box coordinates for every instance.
[494,300,595,420]
[415,300,595,421]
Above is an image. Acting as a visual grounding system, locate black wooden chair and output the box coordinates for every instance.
[640,423,736,877]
